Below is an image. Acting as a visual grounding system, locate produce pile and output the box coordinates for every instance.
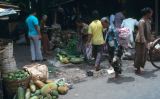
[57,51,84,64]
[56,36,84,64]
[65,37,78,53]
[50,29,84,64]
[14,79,70,99]
[4,70,30,81]
[3,64,71,99]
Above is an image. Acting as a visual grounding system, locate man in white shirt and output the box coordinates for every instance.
[121,18,139,47]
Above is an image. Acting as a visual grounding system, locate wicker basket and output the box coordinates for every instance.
[0,57,17,75]
[151,48,160,60]
[0,48,5,54]
[0,43,13,60]
[3,76,31,95]
[0,39,13,60]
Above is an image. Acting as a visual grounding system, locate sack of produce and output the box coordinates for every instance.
[23,63,49,82]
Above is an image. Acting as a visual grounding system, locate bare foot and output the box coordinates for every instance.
[135,69,142,75]
[140,67,145,72]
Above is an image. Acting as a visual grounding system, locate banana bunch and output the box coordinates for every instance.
[57,54,69,64]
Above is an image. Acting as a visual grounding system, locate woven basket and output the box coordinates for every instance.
[3,75,31,95]
[0,43,13,60]
[0,57,17,75]
[151,48,160,61]
[0,39,13,59]
[0,48,5,54]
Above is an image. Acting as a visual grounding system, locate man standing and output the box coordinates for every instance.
[134,7,153,74]
[87,10,105,71]
[121,17,139,47]
[26,9,45,62]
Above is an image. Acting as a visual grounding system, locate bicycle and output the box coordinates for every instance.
[149,38,160,69]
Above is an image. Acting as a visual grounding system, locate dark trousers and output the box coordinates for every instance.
[108,47,115,64]
[92,45,103,66]
[108,46,122,74]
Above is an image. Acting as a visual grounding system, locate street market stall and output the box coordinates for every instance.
[0,2,20,99]
[0,1,20,39]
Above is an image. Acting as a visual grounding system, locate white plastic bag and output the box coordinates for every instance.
[86,44,92,60]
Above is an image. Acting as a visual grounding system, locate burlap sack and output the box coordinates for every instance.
[23,63,49,82]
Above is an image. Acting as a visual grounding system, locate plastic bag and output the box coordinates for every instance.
[85,44,92,60]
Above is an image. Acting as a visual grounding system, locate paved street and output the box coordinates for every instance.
[60,62,160,99]
[14,45,160,99]
[1,1,159,99]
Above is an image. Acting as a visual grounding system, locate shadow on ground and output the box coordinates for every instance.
[107,75,135,84]
[137,69,159,79]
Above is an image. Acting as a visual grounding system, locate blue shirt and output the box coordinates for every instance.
[26,15,39,36]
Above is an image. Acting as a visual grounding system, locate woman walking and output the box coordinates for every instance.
[101,17,123,78]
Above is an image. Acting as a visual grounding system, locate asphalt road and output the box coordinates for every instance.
[60,61,160,99]
[14,45,160,99]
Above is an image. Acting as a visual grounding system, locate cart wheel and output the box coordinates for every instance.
[149,39,160,69]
